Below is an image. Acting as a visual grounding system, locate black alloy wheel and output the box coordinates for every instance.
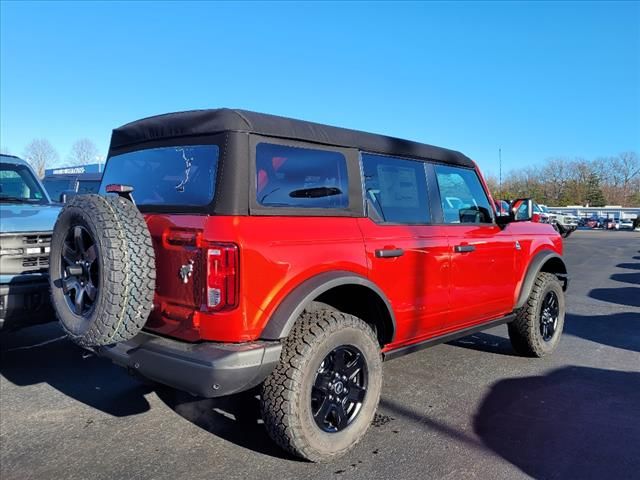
[61,225,99,316]
[311,345,368,433]
[539,290,559,341]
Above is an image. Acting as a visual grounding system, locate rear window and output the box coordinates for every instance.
[256,143,349,209]
[100,145,219,206]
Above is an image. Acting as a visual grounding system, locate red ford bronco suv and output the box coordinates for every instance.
[49,109,567,461]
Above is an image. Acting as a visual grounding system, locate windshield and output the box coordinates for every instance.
[100,145,219,207]
[43,177,74,200]
[0,162,48,204]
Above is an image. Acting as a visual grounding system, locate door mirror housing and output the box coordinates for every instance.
[511,198,534,221]
[495,198,534,227]
[59,190,77,204]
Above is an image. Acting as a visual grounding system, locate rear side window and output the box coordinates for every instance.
[256,143,349,209]
[434,165,493,224]
[361,153,430,224]
[100,145,219,206]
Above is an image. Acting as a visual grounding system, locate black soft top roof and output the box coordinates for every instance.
[109,108,474,168]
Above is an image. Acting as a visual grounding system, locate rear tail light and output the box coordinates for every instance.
[206,243,238,311]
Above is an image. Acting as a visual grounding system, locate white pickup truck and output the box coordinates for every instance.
[538,204,579,238]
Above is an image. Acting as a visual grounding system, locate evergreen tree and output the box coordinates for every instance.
[585,173,606,207]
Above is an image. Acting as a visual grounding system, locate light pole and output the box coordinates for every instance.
[499,148,502,199]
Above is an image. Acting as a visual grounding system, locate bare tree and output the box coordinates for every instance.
[67,139,99,166]
[564,159,592,205]
[541,158,572,204]
[23,139,59,178]
[614,152,640,206]
[496,152,639,207]
[484,174,499,197]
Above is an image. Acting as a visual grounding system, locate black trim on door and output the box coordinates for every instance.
[424,162,445,224]
[383,313,515,361]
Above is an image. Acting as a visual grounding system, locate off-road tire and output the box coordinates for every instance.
[508,272,565,357]
[260,307,382,462]
[49,194,156,347]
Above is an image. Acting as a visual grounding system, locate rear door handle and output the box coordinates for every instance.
[454,244,476,253]
[375,248,405,258]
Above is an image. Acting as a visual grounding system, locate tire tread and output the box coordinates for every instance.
[260,308,380,462]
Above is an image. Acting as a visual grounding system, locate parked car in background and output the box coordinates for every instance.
[616,219,634,230]
[42,163,103,203]
[47,108,568,462]
[0,154,60,330]
[532,202,552,224]
[537,204,578,238]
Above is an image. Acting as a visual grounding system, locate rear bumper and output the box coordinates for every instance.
[96,332,282,398]
[0,277,54,330]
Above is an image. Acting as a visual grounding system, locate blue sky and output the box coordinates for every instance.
[1,1,639,176]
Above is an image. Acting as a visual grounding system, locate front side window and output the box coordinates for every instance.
[256,143,349,209]
[100,145,218,206]
[434,165,493,224]
[0,162,47,204]
[362,153,430,224]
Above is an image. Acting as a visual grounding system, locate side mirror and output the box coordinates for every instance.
[59,190,77,203]
[495,198,534,227]
[510,198,534,222]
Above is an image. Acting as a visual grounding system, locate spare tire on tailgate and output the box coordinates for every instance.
[49,194,156,347]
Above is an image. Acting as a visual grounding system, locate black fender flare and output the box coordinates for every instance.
[515,250,568,309]
[259,270,396,341]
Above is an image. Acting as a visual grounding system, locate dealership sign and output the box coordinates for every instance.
[45,163,102,176]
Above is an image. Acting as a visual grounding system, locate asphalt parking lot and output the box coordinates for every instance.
[1,230,638,480]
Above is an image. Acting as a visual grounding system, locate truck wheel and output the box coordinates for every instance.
[49,194,156,347]
[508,272,565,357]
[260,307,382,462]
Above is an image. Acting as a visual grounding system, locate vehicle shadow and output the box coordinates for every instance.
[447,331,517,356]
[474,366,640,479]
[1,323,293,458]
[0,322,152,417]
[450,310,640,355]
[616,262,640,270]
[610,272,640,285]
[155,386,295,460]
[564,312,640,353]
[589,286,640,307]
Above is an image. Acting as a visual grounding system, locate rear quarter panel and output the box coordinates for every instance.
[202,216,368,341]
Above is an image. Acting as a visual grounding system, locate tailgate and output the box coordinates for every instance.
[144,214,205,341]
